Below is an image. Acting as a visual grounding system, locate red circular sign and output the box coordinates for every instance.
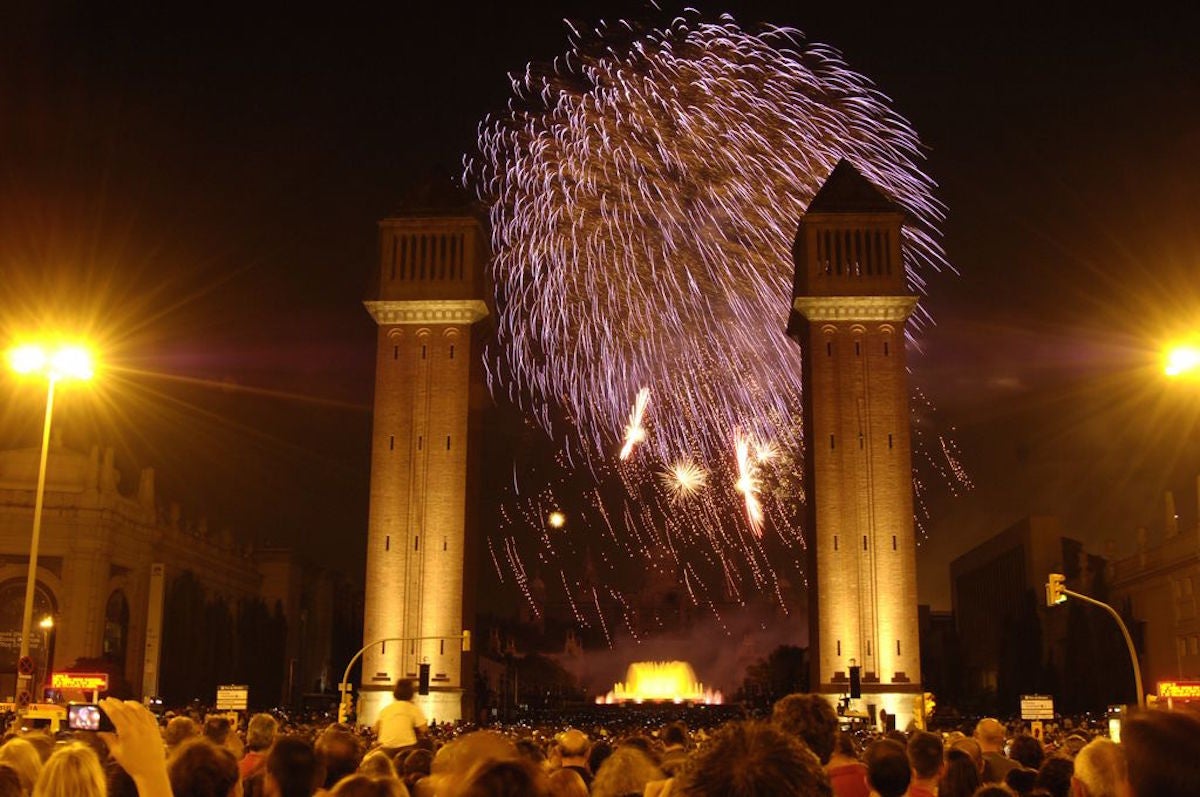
[17,656,34,676]
[16,690,31,706]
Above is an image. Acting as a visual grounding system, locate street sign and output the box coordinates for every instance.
[17,656,34,676]
[1158,681,1200,699]
[215,684,248,711]
[1020,694,1054,720]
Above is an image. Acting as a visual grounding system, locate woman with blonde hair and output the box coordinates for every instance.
[0,739,43,797]
[31,744,105,797]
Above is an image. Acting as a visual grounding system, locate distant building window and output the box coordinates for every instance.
[884,341,890,356]
[826,341,832,356]
[1192,636,1199,656]
[830,435,836,450]
[446,435,451,450]
[837,640,841,656]
[855,341,861,356]
[862,536,868,551]
[888,434,894,449]
[834,535,838,551]
[421,345,427,360]
[385,535,390,551]
[897,640,901,656]
[393,345,399,360]
[892,535,897,551]
[450,345,455,359]
[415,536,420,551]
[389,436,394,451]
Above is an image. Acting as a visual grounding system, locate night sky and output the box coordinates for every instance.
[1,4,1198,614]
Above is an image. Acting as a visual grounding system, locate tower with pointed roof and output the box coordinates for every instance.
[788,160,922,722]
[359,190,488,726]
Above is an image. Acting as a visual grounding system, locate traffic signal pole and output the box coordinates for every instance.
[1046,574,1144,708]
[338,631,472,724]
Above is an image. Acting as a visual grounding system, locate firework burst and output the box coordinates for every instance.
[467,12,963,633]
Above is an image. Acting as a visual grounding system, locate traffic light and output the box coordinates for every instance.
[1046,573,1067,606]
[462,630,471,652]
[924,691,936,719]
[912,693,926,730]
[849,665,861,699]
[418,662,431,695]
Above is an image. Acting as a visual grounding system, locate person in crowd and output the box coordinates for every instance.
[0,739,43,797]
[168,738,240,797]
[31,744,105,797]
[672,720,831,797]
[591,745,663,797]
[1120,708,1200,797]
[240,714,278,782]
[316,729,363,790]
[17,737,51,767]
[456,758,550,797]
[1069,738,1126,797]
[1033,756,1071,797]
[939,747,983,797]
[974,718,1018,784]
[204,716,244,760]
[373,681,427,758]
[545,769,587,797]
[864,739,910,797]
[950,737,986,780]
[397,750,431,794]
[358,750,399,780]
[825,732,868,797]
[1008,735,1044,772]
[1003,766,1037,796]
[165,716,201,757]
[552,729,591,786]
[264,736,322,797]
[97,698,173,797]
[906,730,943,797]
[971,787,1014,797]
[586,739,612,778]
[658,721,689,777]
[772,693,839,765]
[425,731,517,796]
[1060,734,1088,760]
[0,765,21,797]
[105,759,137,797]
[328,775,407,797]
[513,738,545,769]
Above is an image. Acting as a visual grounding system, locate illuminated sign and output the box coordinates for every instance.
[50,672,109,691]
[1158,681,1200,698]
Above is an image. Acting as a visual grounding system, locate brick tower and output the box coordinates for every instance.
[360,206,488,725]
[788,160,922,724]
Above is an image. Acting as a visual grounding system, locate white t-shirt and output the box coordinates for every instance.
[375,699,427,748]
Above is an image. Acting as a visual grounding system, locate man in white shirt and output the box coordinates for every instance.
[373,679,428,754]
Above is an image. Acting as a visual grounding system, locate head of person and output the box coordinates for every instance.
[329,775,407,797]
[266,736,322,797]
[771,693,839,764]
[399,749,431,784]
[18,735,52,766]
[1005,766,1038,795]
[546,769,587,797]
[1071,737,1126,797]
[830,731,859,762]
[949,737,984,776]
[457,758,550,797]
[586,740,611,777]
[1034,756,1072,797]
[393,680,415,703]
[973,718,1007,754]
[357,751,397,780]
[316,729,363,789]
[0,738,43,796]
[907,730,944,781]
[1008,735,1043,771]
[938,747,982,797]
[514,739,545,768]
[31,744,105,797]
[166,716,201,750]
[555,729,588,763]
[672,720,831,797]
[1120,709,1200,797]
[168,738,241,797]
[865,739,910,797]
[246,714,279,753]
[972,787,1015,797]
[590,746,663,797]
[0,765,23,797]
[203,716,232,746]
[662,722,688,749]
[428,731,517,796]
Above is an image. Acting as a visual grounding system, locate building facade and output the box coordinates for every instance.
[787,161,922,725]
[0,441,341,706]
[359,211,488,725]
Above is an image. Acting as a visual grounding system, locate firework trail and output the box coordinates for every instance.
[618,387,650,460]
[734,430,765,537]
[467,12,966,634]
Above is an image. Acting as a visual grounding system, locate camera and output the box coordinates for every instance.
[67,704,114,732]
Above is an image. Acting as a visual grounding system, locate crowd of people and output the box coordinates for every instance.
[0,680,1197,797]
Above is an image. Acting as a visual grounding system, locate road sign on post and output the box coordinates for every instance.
[215,684,248,711]
[1020,694,1054,720]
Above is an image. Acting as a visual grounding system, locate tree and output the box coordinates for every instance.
[736,645,808,708]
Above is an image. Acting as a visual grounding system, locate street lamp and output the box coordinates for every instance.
[38,616,54,701]
[1164,341,1200,378]
[6,342,94,706]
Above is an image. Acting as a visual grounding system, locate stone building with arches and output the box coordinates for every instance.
[0,440,347,705]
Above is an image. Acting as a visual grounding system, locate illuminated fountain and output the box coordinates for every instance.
[596,661,723,705]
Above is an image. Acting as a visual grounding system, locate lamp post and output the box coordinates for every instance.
[1164,342,1200,379]
[6,343,93,706]
[38,616,54,702]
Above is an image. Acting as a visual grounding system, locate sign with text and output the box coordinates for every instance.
[51,672,109,691]
[216,684,248,711]
[1020,694,1054,720]
[1158,681,1200,698]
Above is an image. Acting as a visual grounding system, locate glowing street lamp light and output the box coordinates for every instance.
[1164,342,1200,378]
[6,342,94,705]
[548,511,566,529]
